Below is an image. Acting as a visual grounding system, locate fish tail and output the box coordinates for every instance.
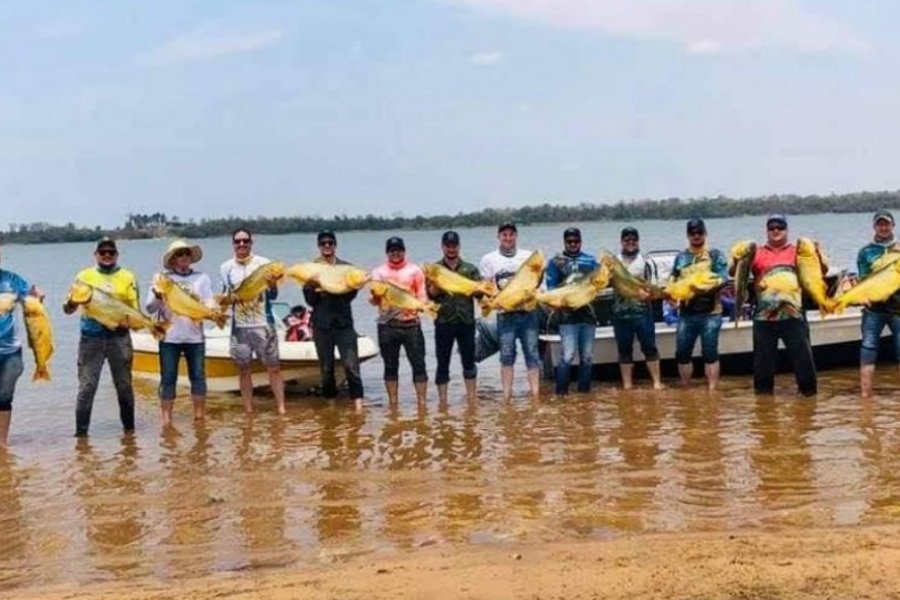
[215,293,232,310]
[424,302,440,320]
[480,298,494,318]
[32,365,51,382]
[151,320,171,340]
[213,311,229,329]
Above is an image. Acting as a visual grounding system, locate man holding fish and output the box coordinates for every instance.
[0,245,45,447]
[545,227,598,395]
[856,210,900,398]
[479,222,544,401]
[64,238,140,437]
[301,230,365,405]
[220,228,286,415]
[146,239,217,426]
[370,236,430,404]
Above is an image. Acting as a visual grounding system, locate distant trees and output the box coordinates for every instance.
[3,190,900,245]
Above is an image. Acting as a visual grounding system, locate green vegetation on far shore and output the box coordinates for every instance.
[4,191,899,245]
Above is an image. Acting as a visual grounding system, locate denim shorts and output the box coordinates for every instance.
[0,350,24,411]
[497,311,541,369]
[860,310,900,366]
[675,313,723,364]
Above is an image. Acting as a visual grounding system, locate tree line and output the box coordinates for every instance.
[3,191,899,245]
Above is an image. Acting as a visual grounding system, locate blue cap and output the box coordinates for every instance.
[766,213,788,227]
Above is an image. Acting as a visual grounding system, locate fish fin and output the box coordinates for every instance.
[32,366,51,382]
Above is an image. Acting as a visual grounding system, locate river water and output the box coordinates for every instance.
[2,213,899,591]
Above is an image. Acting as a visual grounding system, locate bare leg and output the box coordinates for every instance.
[414,381,427,404]
[527,368,540,400]
[385,380,399,404]
[191,395,205,421]
[860,364,875,398]
[464,378,477,402]
[705,361,720,392]
[619,363,634,390]
[0,412,10,448]
[159,400,174,428]
[677,363,693,387]
[267,367,286,415]
[239,368,254,414]
[500,366,514,401]
[437,383,448,404]
[647,361,663,390]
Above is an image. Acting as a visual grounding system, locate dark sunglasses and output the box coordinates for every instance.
[688,230,705,237]
[564,238,581,244]
[767,225,786,232]
[173,249,192,257]
[97,249,118,257]
[319,240,335,247]
[622,237,638,243]
[233,238,252,245]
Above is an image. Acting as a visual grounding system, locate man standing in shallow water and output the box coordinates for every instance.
[0,244,43,448]
[479,222,541,401]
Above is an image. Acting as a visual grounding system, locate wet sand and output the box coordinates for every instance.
[15,524,900,599]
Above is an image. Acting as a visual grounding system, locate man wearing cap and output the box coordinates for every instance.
[0,244,44,447]
[857,210,900,397]
[427,231,482,403]
[479,222,541,400]
[613,227,663,390]
[545,227,598,395]
[371,236,428,404]
[303,230,364,404]
[668,219,728,391]
[146,240,213,427]
[740,214,821,396]
[220,227,286,415]
[63,238,140,437]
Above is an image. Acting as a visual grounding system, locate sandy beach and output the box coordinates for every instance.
[15,525,900,600]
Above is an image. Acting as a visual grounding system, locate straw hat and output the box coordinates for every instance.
[163,239,203,268]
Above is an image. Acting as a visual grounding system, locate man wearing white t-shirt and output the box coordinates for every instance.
[479,222,541,400]
[220,228,286,414]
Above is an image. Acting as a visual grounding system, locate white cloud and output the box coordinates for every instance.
[139,29,283,66]
[470,51,504,65]
[454,0,868,54]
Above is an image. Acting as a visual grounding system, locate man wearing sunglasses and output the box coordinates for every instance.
[545,227,597,395]
[63,237,139,437]
[302,230,364,405]
[740,214,820,396]
[668,219,728,391]
[0,244,44,447]
[220,228,286,414]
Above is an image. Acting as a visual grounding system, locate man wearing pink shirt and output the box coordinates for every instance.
[370,236,428,404]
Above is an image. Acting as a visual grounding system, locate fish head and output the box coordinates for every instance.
[422,264,438,281]
[67,282,93,305]
[155,275,174,294]
[369,281,388,298]
[796,238,816,257]
[730,240,756,261]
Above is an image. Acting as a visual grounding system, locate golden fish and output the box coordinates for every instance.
[0,293,16,315]
[422,263,495,297]
[870,249,900,273]
[536,264,610,311]
[154,274,227,328]
[665,269,723,303]
[601,252,664,301]
[796,238,834,313]
[218,261,285,307]
[833,259,900,313]
[67,282,169,340]
[480,250,545,317]
[23,297,53,381]
[755,270,803,319]
[730,240,756,325]
[286,262,370,294]
[369,280,438,319]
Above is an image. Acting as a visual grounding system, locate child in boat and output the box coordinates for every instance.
[283,305,313,342]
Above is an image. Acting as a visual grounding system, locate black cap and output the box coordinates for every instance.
[317,230,336,244]
[385,236,405,252]
[96,236,117,251]
[686,218,706,234]
[497,221,517,233]
[874,209,895,225]
[441,231,460,246]
[766,213,788,227]
[621,226,639,240]
[563,227,581,241]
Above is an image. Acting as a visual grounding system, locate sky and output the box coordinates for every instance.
[1,0,899,229]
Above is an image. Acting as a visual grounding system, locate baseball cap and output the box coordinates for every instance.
[385,236,405,252]
[96,236,118,251]
[766,213,788,227]
[873,209,895,225]
[563,227,581,241]
[317,230,337,244]
[441,231,460,246]
[686,218,706,234]
[497,221,517,233]
[620,226,639,240]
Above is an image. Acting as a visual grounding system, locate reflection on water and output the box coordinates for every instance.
[3,368,900,591]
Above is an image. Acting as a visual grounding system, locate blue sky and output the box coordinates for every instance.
[1,1,898,228]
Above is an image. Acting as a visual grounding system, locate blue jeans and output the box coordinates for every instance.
[0,350,24,412]
[613,311,659,364]
[860,310,900,366]
[556,323,595,394]
[158,342,207,400]
[675,313,723,364]
[498,311,541,369]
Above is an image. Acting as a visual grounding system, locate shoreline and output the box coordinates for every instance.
[14,524,900,599]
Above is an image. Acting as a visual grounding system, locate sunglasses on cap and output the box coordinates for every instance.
[233,237,252,245]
